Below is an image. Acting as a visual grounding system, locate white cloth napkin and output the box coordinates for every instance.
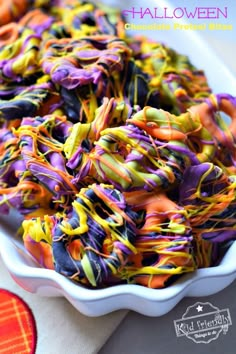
[0,256,127,354]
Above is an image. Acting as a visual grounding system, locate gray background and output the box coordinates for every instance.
[99,280,236,354]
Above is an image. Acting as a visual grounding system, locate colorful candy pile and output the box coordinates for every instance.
[0,0,236,289]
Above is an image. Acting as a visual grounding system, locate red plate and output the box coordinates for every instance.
[0,289,37,354]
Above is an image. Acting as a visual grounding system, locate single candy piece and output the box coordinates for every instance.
[64,97,132,185]
[52,184,139,287]
[16,114,77,209]
[41,35,132,90]
[179,163,236,244]
[91,103,217,192]
[189,93,236,173]
[41,34,159,122]
[91,123,185,191]
[128,106,217,164]
[122,190,195,288]
[0,126,54,215]
[130,38,211,114]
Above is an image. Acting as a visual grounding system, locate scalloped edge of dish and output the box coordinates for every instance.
[1,232,236,317]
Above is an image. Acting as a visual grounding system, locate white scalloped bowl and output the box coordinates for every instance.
[1,212,236,317]
[1,0,236,317]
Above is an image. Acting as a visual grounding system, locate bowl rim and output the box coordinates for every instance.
[1,232,236,303]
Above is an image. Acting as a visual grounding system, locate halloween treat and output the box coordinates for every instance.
[0,0,236,290]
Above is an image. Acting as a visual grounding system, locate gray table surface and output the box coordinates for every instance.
[99,280,236,354]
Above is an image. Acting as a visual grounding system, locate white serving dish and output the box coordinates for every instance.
[0,0,236,317]
[1,214,236,317]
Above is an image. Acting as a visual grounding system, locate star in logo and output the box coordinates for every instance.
[196,305,203,312]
